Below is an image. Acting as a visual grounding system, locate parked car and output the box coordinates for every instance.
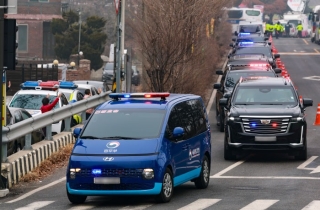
[131,66,140,86]
[73,80,110,92]
[75,84,100,96]
[6,106,43,156]
[102,62,114,85]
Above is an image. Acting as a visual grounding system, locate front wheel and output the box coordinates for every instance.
[219,113,225,132]
[67,188,87,204]
[194,156,210,189]
[156,168,173,203]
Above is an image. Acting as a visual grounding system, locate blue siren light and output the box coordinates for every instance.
[109,93,170,100]
[92,169,102,175]
[239,32,251,35]
[20,81,41,90]
[251,123,256,127]
[240,41,254,45]
[59,81,78,89]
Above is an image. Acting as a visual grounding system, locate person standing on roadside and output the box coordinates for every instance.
[296,22,303,38]
[285,22,291,37]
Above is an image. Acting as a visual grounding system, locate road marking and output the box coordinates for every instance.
[119,204,153,210]
[302,200,320,210]
[240,200,279,210]
[15,201,54,210]
[6,177,65,204]
[68,205,96,210]
[177,199,221,210]
[314,49,320,53]
[303,76,320,81]
[297,156,318,170]
[211,176,320,180]
[303,39,309,45]
[210,160,245,177]
[278,52,320,55]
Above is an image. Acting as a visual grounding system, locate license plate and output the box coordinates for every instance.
[255,136,276,142]
[94,177,120,184]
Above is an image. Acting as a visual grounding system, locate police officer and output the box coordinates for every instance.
[296,22,303,38]
[269,21,274,37]
[275,21,282,39]
[265,22,270,36]
[285,22,291,37]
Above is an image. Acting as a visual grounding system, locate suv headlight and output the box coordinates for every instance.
[228,116,241,122]
[142,168,154,179]
[291,117,303,122]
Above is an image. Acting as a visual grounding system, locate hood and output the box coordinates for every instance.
[231,105,300,117]
[72,139,159,156]
[26,109,42,116]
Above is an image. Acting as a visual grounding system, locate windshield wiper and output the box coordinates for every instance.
[259,103,283,105]
[101,136,140,140]
[235,103,254,105]
[80,136,101,139]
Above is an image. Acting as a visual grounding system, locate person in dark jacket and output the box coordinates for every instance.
[285,23,291,37]
[6,81,11,92]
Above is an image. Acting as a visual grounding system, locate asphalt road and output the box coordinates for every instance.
[1,37,320,210]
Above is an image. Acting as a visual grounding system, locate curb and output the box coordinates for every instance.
[1,131,76,188]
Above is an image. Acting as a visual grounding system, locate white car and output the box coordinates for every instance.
[8,81,70,135]
[75,83,100,96]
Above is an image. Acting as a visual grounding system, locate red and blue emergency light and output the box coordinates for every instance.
[20,80,78,90]
[109,92,170,100]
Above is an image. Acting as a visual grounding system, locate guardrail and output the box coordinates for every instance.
[1,91,111,162]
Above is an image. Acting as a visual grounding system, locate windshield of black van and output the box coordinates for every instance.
[225,71,275,88]
[81,109,166,139]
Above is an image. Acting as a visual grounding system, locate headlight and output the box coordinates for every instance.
[142,168,154,179]
[69,168,81,179]
[228,117,241,122]
[291,117,303,122]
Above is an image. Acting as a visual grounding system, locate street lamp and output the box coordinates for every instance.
[78,51,83,67]
[53,59,59,66]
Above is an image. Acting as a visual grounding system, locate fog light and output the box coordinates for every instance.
[142,168,154,179]
[70,171,76,179]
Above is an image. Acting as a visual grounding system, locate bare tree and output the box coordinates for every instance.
[127,0,232,101]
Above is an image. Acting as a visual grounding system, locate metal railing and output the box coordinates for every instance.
[1,91,111,162]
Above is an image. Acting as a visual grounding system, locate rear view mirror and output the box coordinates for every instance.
[274,68,282,74]
[234,31,238,36]
[73,127,82,138]
[213,83,221,89]
[274,54,280,59]
[232,38,236,42]
[216,70,224,75]
[303,98,313,107]
[268,42,271,45]
[264,37,269,41]
[229,43,234,47]
[219,98,228,106]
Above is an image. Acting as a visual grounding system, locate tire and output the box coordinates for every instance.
[224,131,237,160]
[156,168,173,203]
[295,136,307,160]
[194,156,210,189]
[216,106,220,126]
[67,188,87,204]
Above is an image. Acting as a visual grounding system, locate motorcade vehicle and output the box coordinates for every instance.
[224,7,263,33]
[229,46,280,68]
[8,81,75,134]
[102,62,114,85]
[73,80,110,92]
[6,106,43,155]
[75,83,100,96]
[230,41,271,53]
[219,77,313,160]
[232,34,269,45]
[234,21,264,36]
[67,92,211,204]
[283,12,310,38]
[213,60,282,132]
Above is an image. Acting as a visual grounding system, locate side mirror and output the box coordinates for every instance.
[268,42,271,45]
[274,68,282,74]
[234,31,238,36]
[303,98,313,107]
[219,98,228,106]
[264,37,269,41]
[229,43,234,47]
[224,93,231,98]
[73,127,82,138]
[173,127,184,138]
[274,54,280,59]
[232,38,236,42]
[216,70,224,75]
[213,83,221,89]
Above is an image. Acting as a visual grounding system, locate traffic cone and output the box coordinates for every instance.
[314,103,320,125]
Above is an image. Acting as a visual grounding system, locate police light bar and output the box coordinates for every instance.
[20,80,42,90]
[39,81,60,90]
[239,41,254,45]
[249,64,269,67]
[109,92,170,100]
[238,33,251,36]
[59,81,78,89]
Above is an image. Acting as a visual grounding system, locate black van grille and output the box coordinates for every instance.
[242,117,289,134]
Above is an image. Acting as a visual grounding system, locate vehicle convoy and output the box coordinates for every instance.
[214,60,282,132]
[66,93,211,204]
[219,77,313,161]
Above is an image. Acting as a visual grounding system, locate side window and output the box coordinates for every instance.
[14,111,23,123]
[191,99,207,134]
[93,87,99,95]
[21,110,31,120]
[60,94,69,105]
[165,107,181,141]
[77,92,84,101]
[176,101,196,139]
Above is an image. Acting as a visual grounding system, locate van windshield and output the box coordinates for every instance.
[81,109,166,139]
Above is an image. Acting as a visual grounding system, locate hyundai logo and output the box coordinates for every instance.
[103,157,114,161]
[261,120,271,124]
[106,141,120,149]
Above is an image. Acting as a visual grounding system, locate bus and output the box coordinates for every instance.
[225,7,263,33]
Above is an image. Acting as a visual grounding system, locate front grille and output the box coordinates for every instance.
[242,117,290,134]
[69,182,154,190]
[78,168,143,178]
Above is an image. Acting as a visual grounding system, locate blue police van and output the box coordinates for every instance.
[66,92,211,204]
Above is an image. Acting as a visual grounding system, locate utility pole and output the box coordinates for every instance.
[0,0,9,197]
[120,0,126,92]
[116,1,122,93]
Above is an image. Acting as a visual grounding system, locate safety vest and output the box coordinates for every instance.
[269,25,274,31]
[281,25,285,32]
[296,24,303,31]
[69,93,82,124]
[265,24,270,32]
[276,24,282,31]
